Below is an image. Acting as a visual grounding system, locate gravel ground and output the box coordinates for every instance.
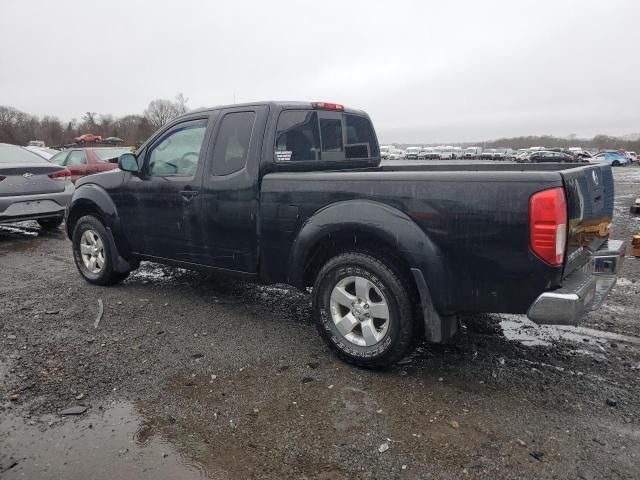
[1,166,639,479]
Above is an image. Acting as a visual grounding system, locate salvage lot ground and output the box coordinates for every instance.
[1,164,640,479]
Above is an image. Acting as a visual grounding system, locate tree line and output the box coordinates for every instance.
[480,134,640,152]
[2,96,639,153]
[0,94,189,148]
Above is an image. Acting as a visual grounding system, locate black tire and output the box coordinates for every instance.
[72,215,129,286]
[312,251,418,368]
[37,216,63,230]
[612,160,620,166]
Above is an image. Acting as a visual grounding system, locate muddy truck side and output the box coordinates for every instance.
[65,101,625,367]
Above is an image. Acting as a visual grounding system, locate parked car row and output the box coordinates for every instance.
[381,145,482,160]
[514,148,633,166]
[382,144,638,166]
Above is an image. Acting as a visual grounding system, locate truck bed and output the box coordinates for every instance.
[259,161,613,317]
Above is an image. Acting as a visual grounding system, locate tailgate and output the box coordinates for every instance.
[562,163,614,277]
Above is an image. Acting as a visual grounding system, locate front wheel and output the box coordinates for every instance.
[72,215,129,286]
[312,251,418,368]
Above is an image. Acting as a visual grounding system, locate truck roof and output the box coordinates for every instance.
[186,101,368,117]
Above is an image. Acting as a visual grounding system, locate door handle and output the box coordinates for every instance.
[180,189,200,202]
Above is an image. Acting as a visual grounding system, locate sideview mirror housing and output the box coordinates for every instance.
[118,153,139,173]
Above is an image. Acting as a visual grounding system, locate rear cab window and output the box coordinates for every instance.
[275,109,378,163]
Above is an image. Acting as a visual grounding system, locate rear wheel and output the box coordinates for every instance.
[37,216,63,230]
[312,251,418,368]
[72,215,129,286]
[612,160,620,166]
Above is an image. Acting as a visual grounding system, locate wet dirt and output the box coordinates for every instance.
[1,166,640,479]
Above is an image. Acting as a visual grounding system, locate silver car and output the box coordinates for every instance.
[0,143,74,229]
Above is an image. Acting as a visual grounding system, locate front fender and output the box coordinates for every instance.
[288,200,451,313]
[66,183,136,272]
[66,184,120,236]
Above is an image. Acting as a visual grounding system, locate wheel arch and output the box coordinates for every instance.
[65,184,127,255]
[288,200,450,313]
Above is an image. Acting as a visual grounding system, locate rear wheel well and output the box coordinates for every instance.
[302,230,416,292]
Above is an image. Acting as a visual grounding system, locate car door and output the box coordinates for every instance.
[119,117,212,261]
[198,106,268,272]
[64,150,89,182]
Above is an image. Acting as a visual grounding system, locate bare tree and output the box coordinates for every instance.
[144,99,181,130]
[175,92,189,115]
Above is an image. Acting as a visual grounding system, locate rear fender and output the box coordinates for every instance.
[288,200,454,341]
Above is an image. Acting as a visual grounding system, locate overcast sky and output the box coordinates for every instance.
[1,0,639,143]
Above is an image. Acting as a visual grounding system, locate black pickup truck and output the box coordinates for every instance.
[65,101,625,367]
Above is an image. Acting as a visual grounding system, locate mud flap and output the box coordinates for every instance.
[411,268,458,343]
[105,226,137,273]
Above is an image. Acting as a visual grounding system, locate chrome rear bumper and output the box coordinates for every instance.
[527,240,626,325]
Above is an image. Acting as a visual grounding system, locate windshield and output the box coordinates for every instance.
[92,148,131,162]
[0,144,50,164]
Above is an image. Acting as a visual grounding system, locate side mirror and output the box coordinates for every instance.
[118,153,139,173]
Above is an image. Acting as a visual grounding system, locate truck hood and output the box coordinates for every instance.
[75,168,126,189]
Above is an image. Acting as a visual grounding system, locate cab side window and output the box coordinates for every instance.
[148,120,207,177]
[211,112,256,176]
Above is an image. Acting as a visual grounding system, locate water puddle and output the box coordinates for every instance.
[613,167,640,184]
[0,402,208,480]
[500,314,640,347]
[0,223,41,238]
[126,261,190,283]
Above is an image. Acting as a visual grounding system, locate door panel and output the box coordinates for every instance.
[118,118,211,261]
[199,106,268,271]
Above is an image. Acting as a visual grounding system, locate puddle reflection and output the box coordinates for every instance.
[0,402,208,480]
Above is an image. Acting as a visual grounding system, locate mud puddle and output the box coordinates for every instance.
[500,314,640,347]
[0,402,208,480]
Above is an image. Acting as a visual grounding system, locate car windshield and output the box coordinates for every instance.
[0,144,49,164]
[92,148,131,161]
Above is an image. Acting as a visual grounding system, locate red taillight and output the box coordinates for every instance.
[529,187,567,266]
[48,168,72,181]
[311,102,344,111]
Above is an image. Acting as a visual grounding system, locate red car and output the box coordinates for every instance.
[74,133,102,144]
[49,147,131,183]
